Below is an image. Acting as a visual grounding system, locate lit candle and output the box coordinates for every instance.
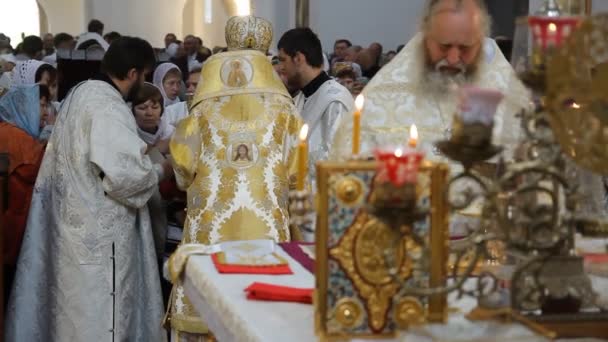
[297,124,309,191]
[408,124,418,148]
[352,94,365,155]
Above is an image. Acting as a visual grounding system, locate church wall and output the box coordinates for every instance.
[593,1,608,13]
[308,0,425,53]
[199,0,233,49]
[82,0,186,47]
[252,0,292,53]
[38,0,86,36]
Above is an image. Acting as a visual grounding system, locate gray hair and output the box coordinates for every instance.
[421,0,492,37]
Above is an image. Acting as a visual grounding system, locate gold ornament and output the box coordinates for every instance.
[333,298,364,329]
[394,297,426,328]
[329,211,413,332]
[547,14,608,174]
[225,15,273,53]
[335,176,365,206]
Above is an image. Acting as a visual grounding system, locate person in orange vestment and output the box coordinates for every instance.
[0,84,50,303]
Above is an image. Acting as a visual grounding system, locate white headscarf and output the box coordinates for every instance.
[12,60,50,85]
[153,62,182,107]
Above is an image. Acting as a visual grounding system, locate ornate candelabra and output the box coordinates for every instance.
[290,2,608,339]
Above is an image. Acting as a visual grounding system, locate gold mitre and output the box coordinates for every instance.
[225,15,273,53]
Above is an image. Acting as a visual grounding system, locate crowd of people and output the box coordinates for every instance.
[0,14,409,341]
[0,0,584,341]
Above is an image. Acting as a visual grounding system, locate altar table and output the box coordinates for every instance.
[181,247,607,342]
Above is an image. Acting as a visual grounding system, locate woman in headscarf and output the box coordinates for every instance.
[132,82,174,273]
[12,60,58,101]
[132,82,174,154]
[152,62,182,107]
[12,60,58,140]
[0,84,50,301]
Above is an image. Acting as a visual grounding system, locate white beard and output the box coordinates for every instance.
[421,57,480,96]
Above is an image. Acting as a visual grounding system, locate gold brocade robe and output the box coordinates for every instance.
[168,50,302,334]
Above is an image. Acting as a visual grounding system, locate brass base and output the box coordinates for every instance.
[434,140,503,168]
[524,312,608,339]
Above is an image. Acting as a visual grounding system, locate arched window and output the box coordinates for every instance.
[0,0,40,46]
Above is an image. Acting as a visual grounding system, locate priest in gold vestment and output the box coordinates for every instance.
[332,0,531,162]
[167,16,302,340]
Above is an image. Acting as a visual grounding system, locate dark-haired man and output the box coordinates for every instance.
[330,38,352,65]
[183,34,209,72]
[42,32,74,65]
[42,33,54,56]
[278,28,353,224]
[6,36,169,341]
[103,31,122,45]
[18,35,44,60]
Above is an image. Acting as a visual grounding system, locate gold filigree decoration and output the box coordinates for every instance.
[393,297,425,328]
[547,13,608,173]
[335,176,365,207]
[225,15,273,53]
[333,297,364,329]
[329,212,413,333]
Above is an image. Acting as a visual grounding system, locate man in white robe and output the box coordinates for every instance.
[277,28,354,186]
[76,19,110,51]
[331,0,530,162]
[6,37,170,341]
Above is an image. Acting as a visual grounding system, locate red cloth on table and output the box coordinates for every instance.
[245,282,313,304]
[211,253,293,275]
[583,253,608,263]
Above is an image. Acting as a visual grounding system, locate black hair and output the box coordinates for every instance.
[35,64,57,84]
[104,31,121,44]
[101,36,156,80]
[88,19,104,35]
[277,28,324,68]
[54,33,73,47]
[334,39,352,48]
[38,84,50,101]
[22,36,43,58]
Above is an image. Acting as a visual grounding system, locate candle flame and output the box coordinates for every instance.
[548,23,557,32]
[300,124,308,141]
[299,124,309,141]
[355,94,365,111]
[410,124,418,141]
[394,148,403,158]
[571,102,581,109]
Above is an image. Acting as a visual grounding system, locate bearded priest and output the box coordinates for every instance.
[331,0,530,161]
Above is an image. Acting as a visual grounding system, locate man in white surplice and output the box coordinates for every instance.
[6,37,171,341]
[277,28,354,186]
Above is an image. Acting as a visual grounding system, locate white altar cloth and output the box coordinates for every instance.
[181,247,608,342]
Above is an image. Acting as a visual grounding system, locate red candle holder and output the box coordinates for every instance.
[375,148,424,187]
[528,16,581,50]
